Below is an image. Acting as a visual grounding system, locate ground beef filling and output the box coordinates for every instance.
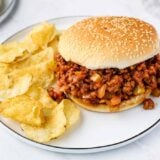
[49,54,160,107]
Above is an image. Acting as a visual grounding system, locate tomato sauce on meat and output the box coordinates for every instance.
[49,54,160,107]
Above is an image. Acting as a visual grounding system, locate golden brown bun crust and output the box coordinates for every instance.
[70,89,151,112]
[59,16,159,69]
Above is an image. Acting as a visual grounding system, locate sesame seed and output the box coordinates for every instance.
[61,16,158,69]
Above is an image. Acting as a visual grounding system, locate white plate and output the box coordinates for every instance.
[0,16,160,154]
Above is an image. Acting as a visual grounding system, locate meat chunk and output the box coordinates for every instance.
[151,88,160,97]
[143,98,155,110]
[48,88,66,103]
[49,54,160,107]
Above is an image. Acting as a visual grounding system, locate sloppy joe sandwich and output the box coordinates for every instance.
[49,16,160,112]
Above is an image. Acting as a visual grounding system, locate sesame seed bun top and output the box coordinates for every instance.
[58,16,159,69]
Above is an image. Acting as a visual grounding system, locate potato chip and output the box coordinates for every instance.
[30,63,54,88]
[24,23,56,50]
[21,99,80,142]
[0,74,12,90]
[0,22,80,143]
[0,73,32,101]
[8,65,53,89]
[14,62,53,88]
[0,63,10,74]
[7,47,54,88]
[0,23,57,64]
[26,85,57,110]
[13,50,31,63]
[0,42,27,63]
[10,47,54,70]
[25,85,57,117]
[23,47,54,66]
[20,38,38,53]
[0,95,45,126]
[48,35,59,52]
[21,103,66,143]
[62,99,80,128]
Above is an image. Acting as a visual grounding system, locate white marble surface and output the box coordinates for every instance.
[0,0,160,159]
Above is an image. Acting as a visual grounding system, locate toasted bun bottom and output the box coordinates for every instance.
[70,89,151,112]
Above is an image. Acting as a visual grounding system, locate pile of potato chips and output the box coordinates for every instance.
[0,23,80,143]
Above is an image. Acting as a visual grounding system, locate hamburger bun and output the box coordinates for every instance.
[70,89,151,112]
[59,16,159,69]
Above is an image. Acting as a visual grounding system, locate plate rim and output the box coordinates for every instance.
[2,15,91,43]
[1,15,160,151]
[1,117,160,150]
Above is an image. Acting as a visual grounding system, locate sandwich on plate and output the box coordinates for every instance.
[49,16,160,112]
